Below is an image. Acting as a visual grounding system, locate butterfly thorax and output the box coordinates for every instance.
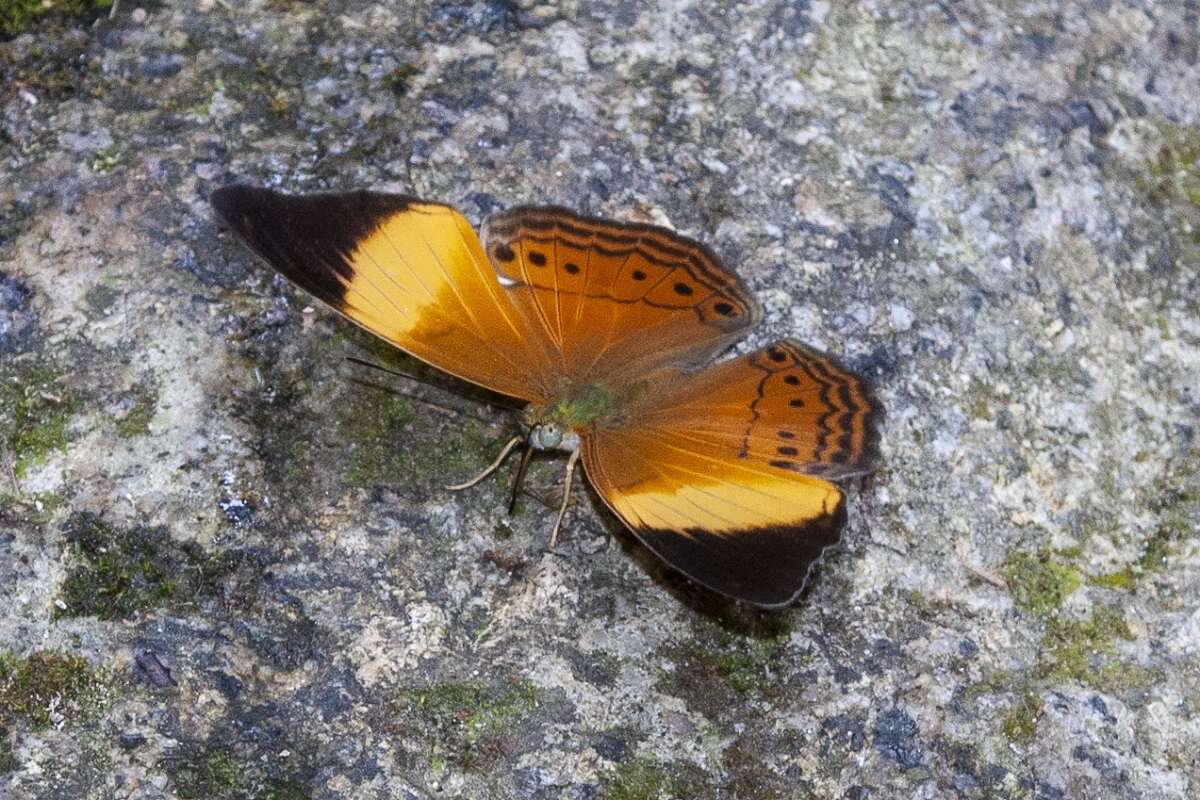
[523,381,635,450]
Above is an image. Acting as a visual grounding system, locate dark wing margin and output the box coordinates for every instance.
[210,185,417,311]
[631,500,847,608]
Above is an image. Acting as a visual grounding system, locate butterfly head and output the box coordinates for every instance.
[528,422,581,453]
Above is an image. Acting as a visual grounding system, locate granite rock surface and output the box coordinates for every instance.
[1,1,1198,798]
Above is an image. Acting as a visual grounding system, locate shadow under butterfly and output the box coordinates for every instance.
[210,186,882,608]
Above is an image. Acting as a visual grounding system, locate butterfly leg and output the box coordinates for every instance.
[507,444,535,514]
[445,435,523,491]
[547,449,581,551]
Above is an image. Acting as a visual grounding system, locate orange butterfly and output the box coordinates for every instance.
[211,187,881,607]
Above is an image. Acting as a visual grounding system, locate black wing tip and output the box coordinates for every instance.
[211,184,272,223]
[210,184,424,227]
[208,185,423,311]
[856,381,885,473]
[634,498,847,609]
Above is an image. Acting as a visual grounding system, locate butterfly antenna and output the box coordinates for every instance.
[345,355,425,382]
[343,356,513,424]
[507,443,535,514]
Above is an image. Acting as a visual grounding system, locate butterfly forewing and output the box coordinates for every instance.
[211,186,558,402]
[480,207,762,384]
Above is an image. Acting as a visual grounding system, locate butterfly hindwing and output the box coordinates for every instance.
[480,207,762,383]
[635,340,882,479]
[580,339,880,606]
[582,426,847,607]
[211,186,558,402]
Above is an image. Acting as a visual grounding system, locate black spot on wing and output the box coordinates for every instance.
[631,500,846,608]
[210,185,417,309]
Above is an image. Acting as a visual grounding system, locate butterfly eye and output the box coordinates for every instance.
[531,423,563,450]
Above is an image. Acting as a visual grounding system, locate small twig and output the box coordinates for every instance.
[965,563,1007,588]
[1,441,21,497]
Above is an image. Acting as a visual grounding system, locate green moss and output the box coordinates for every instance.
[87,144,124,173]
[1009,552,1079,607]
[721,736,795,799]
[657,619,792,719]
[1140,123,1200,250]
[57,513,176,619]
[601,758,676,800]
[1138,527,1172,572]
[393,679,540,770]
[963,671,1048,746]
[164,741,311,800]
[969,608,1157,741]
[340,389,499,489]
[340,394,412,486]
[259,781,310,800]
[1033,597,1161,696]
[0,723,16,773]
[964,378,995,421]
[0,0,113,38]
[1037,607,1137,688]
[0,490,65,525]
[57,511,252,620]
[1089,567,1135,590]
[0,650,111,731]
[1000,690,1041,745]
[173,748,241,799]
[1003,551,1082,614]
[115,383,159,439]
[83,283,122,317]
[1,362,76,479]
[963,669,1023,702]
[712,634,788,694]
[1143,473,1199,567]
[1089,467,1198,586]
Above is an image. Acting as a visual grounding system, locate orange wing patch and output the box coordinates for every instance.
[211,186,557,402]
[480,207,761,382]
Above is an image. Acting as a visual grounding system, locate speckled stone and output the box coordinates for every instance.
[1,2,1198,799]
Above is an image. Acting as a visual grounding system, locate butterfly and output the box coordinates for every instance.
[210,186,881,607]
